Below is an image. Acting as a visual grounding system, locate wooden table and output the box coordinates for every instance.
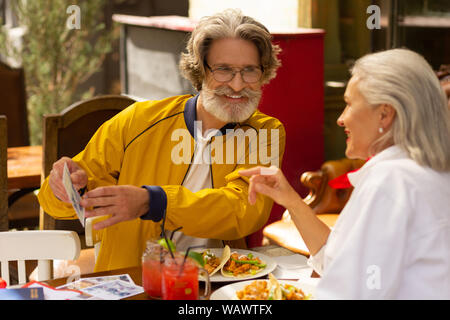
[44,246,300,300]
[46,266,263,300]
[46,266,151,300]
[7,145,42,190]
[44,265,258,300]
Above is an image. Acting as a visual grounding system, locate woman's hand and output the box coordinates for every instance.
[239,165,302,210]
[241,166,331,256]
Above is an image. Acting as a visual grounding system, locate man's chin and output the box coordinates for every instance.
[223,105,257,123]
[201,89,260,123]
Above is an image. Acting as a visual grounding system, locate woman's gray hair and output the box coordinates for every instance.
[179,9,281,91]
[351,48,450,171]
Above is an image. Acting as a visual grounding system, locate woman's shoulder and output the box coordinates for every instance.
[363,156,450,207]
[371,156,449,185]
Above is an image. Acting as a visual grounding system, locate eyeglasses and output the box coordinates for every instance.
[205,62,264,84]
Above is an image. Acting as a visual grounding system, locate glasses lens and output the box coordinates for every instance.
[209,66,263,83]
[213,69,234,82]
[242,69,262,83]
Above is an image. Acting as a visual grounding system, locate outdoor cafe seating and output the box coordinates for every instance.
[1,1,448,303]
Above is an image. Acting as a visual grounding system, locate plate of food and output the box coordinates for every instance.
[210,273,315,300]
[195,246,277,282]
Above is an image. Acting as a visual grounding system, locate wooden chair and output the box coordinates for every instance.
[40,95,136,232]
[0,230,80,286]
[0,116,7,231]
[263,158,365,256]
[0,61,29,147]
[0,62,41,230]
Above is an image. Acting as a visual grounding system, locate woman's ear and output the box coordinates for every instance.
[380,104,396,128]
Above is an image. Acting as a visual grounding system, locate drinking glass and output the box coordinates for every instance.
[161,254,210,300]
[141,240,168,299]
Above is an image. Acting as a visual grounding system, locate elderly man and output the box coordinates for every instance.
[38,9,286,272]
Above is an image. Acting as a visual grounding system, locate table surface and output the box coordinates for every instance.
[7,145,42,190]
[44,245,299,300]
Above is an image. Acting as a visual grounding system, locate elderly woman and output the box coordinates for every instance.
[240,48,450,299]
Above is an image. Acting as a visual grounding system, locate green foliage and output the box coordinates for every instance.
[0,0,116,144]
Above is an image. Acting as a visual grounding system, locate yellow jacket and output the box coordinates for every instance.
[38,94,286,271]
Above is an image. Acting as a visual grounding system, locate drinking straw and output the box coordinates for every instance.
[159,210,167,238]
[170,226,183,241]
[162,229,175,259]
[178,245,205,277]
[159,214,175,260]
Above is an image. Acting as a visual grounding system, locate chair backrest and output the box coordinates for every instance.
[301,158,366,214]
[40,95,136,231]
[0,116,7,231]
[0,230,81,286]
[0,61,29,147]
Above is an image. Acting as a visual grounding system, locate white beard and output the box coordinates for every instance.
[201,84,262,123]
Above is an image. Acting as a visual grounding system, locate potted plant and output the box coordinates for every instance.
[0,0,116,145]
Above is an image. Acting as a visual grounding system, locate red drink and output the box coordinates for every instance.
[162,257,199,300]
[141,240,167,299]
[142,258,163,298]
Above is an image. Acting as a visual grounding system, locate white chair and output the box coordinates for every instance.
[28,216,106,282]
[0,230,80,286]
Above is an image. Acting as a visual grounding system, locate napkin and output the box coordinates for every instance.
[271,254,314,280]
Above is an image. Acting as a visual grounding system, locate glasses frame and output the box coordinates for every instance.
[204,62,264,84]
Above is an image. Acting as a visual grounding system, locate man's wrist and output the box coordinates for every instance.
[140,185,167,222]
[139,187,151,218]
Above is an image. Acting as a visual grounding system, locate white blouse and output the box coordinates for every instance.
[308,146,450,299]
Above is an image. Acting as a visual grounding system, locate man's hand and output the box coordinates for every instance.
[81,185,150,230]
[48,157,88,203]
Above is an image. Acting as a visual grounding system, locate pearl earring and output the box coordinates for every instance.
[378,127,384,134]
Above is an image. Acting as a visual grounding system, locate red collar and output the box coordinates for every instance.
[328,158,371,189]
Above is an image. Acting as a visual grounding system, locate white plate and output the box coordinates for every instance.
[210,279,316,300]
[196,248,277,282]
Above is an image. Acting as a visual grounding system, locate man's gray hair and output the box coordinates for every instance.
[179,9,281,91]
[352,48,450,171]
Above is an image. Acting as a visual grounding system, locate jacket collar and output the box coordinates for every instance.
[184,94,237,139]
[347,145,408,187]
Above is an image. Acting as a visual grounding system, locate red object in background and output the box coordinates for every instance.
[0,278,6,288]
[328,172,353,189]
[328,157,370,189]
[247,29,325,248]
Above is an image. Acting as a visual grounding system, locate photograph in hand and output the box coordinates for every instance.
[62,163,85,227]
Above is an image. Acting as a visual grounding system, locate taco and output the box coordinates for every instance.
[221,251,267,278]
[267,273,282,300]
[202,245,231,276]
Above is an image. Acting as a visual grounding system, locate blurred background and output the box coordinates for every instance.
[0,0,448,241]
[2,0,448,154]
